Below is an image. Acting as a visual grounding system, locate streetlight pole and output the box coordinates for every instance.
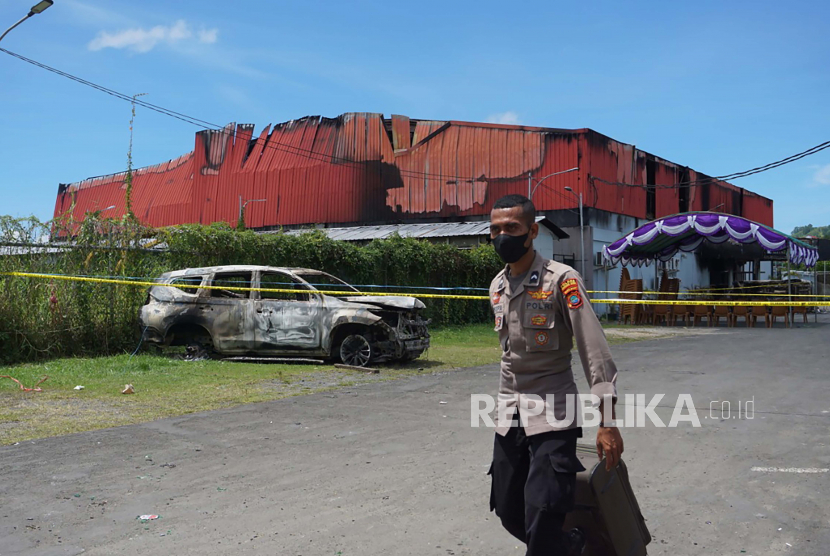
[524,167,582,275]
[564,186,585,278]
[527,167,579,200]
[0,1,53,43]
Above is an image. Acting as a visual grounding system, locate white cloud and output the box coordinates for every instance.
[808,164,830,188]
[88,20,218,53]
[198,28,218,44]
[486,111,521,125]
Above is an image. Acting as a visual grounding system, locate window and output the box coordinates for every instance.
[658,258,678,271]
[293,272,358,293]
[167,275,204,294]
[209,272,253,299]
[259,272,310,301]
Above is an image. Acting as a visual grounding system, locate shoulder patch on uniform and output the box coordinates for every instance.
[561,277,582,309]
[560,278,578,294]
[566,291,583,309]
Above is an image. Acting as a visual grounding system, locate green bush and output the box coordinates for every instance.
[0,216,502,364]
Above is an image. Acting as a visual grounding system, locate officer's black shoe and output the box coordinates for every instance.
[565,527,586,555]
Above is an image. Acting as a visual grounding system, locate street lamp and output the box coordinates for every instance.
[238,196,266,228]
[525,167,582,276]
[564,186,585,278]
[527,167,579,200]
[0,1,53,43]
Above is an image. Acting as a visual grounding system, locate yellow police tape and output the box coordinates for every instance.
[590,298,824,307]
[588,289,830,298]
[687,282,812,293]
[0,271,488,301]
[2,271,829,307]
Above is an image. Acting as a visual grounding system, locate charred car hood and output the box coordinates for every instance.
[339,296,426,310]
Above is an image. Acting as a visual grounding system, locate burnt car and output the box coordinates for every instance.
[138,266,430,366]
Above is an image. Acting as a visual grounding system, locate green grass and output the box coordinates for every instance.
[0,323,640,445]
[0,325,501,445]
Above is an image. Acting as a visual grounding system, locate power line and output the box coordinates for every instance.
[592,140,830,190]
[0,47,486,182]
[3,47,829,190]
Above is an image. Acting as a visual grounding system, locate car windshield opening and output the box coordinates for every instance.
[295,273,359,294]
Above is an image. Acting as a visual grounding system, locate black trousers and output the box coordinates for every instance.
[489,425,585,555]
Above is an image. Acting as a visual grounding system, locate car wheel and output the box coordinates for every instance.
[339,334,373,367]
[184,342,213,361]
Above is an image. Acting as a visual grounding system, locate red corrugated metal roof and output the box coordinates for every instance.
[53,113,774,228]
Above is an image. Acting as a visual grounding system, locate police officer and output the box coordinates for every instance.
[487,194,623,555]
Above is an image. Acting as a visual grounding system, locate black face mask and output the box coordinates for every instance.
[492,232,530,264]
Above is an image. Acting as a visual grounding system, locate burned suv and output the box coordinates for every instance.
[139,266,430,366]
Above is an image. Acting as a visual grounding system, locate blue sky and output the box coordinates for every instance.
[1,0,828,234]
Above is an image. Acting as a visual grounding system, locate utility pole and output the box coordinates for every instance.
[125,93,148,221]
[238,196,266,229]
[565,187,585,278]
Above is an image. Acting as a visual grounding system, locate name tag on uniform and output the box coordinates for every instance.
[493,303,504,314]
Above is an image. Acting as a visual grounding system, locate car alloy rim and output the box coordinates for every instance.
[340,334,371,367]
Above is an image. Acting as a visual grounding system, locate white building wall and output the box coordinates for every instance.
[533,227,556,261]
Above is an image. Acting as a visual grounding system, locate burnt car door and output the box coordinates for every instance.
[254,270,322,350]
[202,270,256,352]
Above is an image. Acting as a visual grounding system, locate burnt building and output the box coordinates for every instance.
[54,112,775,296]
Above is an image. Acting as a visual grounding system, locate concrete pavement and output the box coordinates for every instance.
[1,318,829,555]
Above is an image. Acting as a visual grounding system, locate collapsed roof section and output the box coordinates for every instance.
[54,113,774,230]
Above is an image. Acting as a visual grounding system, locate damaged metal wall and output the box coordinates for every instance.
[53,113,774,228]
[55,151,196,227]
[583,129,774,225]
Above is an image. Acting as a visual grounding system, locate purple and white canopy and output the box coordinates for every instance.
[602,212,819,268]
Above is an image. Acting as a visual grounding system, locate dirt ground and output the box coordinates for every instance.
[1,319,828,556]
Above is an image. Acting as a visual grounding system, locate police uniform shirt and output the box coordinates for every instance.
[502,268,527,357]
[489,251,618,436]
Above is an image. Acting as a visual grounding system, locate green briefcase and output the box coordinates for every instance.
[563,444,652,556]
